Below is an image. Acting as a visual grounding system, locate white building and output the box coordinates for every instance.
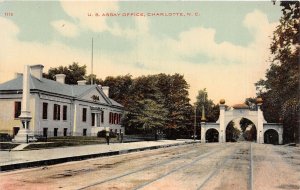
[0,65,124,137]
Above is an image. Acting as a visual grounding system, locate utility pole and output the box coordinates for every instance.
[201,92,207,122]
[91,37,94,85]
[194,106,197,141]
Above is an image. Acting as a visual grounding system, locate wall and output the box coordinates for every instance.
[0,94,36,135]
[0,92,123,137]
[73,100,123,136]
[0,98,22,134]
[37,94,72,137]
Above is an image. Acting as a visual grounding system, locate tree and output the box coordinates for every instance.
[244,97,257,111]
[156,74,193,138]
[226,121,241,142]
[102,75,133,107]
[240,118,257,141]
[129,99,168,139]
[105,73,193,138]
[86,74,103,85]
[255,2,299,143]
[43,62,87,84]
[194,88,220,123]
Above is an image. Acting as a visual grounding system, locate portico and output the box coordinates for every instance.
[90,106,106,135]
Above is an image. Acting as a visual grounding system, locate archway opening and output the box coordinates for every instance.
[205,128,219,142]
[264,129,279,145]
[226,118,257,142]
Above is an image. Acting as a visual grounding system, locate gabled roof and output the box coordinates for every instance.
[0,75,123,108]
[109,98,123,107]
[0,75,94,97]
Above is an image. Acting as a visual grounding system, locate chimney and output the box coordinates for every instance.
[14,73,22,79]
[55,74,66,84]
[102,86,109,97]
[30,64,44,80]
[77,80,86,85]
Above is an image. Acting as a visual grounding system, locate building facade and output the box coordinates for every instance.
[0,65,124,137]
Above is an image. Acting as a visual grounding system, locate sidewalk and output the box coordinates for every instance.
[0,140,199,172]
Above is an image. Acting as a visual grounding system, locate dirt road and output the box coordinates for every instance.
[1,142,299,190]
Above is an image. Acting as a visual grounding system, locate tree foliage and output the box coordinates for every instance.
[194,88,220,123]
[103,73,193,138]
[43,62,87,85]
[255,2,299,143]
[44,64,194,139]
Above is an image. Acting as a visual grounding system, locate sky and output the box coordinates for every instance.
[0,1,282,105]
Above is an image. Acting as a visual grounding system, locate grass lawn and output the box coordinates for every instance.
[24,136,119,150]
[0,143,20,150]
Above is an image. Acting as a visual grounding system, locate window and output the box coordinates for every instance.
[118,114,121,124]
[63,128,68,136]
[101,111,104,123]
[54,128,58,137]
[83,129,87,136]
[14,101,21,118]
[114,113,117,124]
[63,105,67,120]
[82,108,87,122]
[42,102,48,119]
[97,114,100,127]
[53,104,60,120]
[43,128,48,137]
[13,127,20,137]
[91,113,95,126]
[109,112,112,124]
[92,113,101,127]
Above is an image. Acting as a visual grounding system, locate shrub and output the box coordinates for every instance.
[97,130,117,138]
[0,133,12,142]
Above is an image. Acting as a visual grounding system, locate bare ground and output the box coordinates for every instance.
[0,142,299,190]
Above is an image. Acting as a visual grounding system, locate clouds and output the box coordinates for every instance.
[169,27,247,64]
[109,9,277,104]
[0,3,278,105]
[51,20,79,37]
[60,2,119,33]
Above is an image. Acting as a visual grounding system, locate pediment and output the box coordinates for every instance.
[80,88,110,104]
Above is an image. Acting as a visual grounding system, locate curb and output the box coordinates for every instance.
[0,141,199,172]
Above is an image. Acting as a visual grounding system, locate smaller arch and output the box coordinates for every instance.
[205,128,219,143]
[264,129,279,145]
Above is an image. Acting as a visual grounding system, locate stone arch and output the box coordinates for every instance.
[201,98,283,144]
[205,128,219,142]
[264,129,279,145]
[224,116,258,130]
[225,117,257,142]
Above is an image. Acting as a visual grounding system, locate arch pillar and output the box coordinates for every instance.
[279,127,283,144]
[257,104,264,143]
[219,104,226,143]
[201,122,206,143]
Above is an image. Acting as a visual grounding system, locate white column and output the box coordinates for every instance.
[278,127,283,144]
[14,65,33,143]
[73,104,77,136]
[94,113,97,127]
[257,105,264,144]
[201,123,206,143]
[19,65,32,123]
[219,104,225,143]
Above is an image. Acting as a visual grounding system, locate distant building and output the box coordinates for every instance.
[0,64,124,137]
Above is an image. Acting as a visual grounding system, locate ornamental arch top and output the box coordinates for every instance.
[200,98,283,144]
